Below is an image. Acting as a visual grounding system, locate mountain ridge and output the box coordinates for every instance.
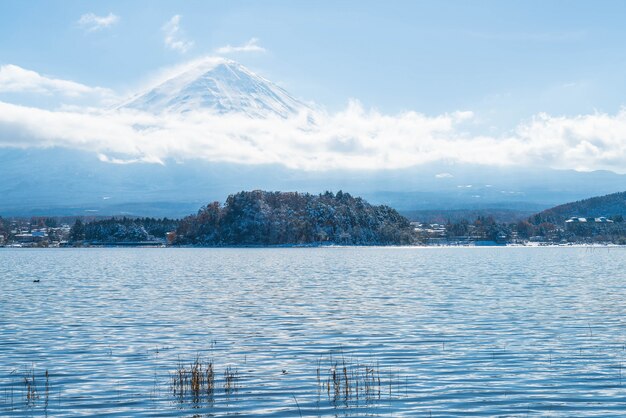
[1,147,625,217]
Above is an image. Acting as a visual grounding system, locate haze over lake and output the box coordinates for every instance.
[2,246,625,416]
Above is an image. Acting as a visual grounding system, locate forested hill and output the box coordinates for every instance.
[530,191,626,224]
[175,190,415,246]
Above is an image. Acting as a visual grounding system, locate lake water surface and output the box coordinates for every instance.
[1,247,626,416]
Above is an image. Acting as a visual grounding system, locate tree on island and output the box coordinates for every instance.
[176,190,415,246]
[69,219,85,242]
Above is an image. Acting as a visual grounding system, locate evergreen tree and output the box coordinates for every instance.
[70,219,85,242]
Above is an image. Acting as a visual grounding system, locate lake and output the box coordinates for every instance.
[1,247,626,416]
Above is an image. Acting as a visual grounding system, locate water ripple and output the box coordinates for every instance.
[1,247,625,416]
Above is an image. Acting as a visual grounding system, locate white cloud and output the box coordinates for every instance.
[0,61,625,173]
[216,38,266,54]
[0,65,115,101]
[509,111,626,172]
[78,12,119,32]
[162,15,193,53]
[1,99,626,173]
[435,172,454,178]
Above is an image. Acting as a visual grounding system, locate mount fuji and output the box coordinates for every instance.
[119,57,311,118]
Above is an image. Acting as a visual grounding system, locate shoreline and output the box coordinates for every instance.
[1,242,624,249]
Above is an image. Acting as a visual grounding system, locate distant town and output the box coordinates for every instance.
[1,190,625,248]
[412,215,625,246]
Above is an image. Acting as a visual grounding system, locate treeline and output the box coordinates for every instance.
[58,190,626,246]
[437,215,626,244]
[444,216,510,241]
[70,217,179,243]
[0,217,8,237]
[175,190,415,245]
[64,191,414,246]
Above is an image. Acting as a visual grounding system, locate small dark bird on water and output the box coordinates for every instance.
[33,279,40,283]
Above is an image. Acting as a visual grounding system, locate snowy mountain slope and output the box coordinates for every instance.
[119,58,311,118]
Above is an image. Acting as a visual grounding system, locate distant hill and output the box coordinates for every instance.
[175,190,414,246]
[530,191,626,224]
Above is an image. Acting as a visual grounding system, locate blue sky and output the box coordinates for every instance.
[3,1,626,125]
[1,1,626,173]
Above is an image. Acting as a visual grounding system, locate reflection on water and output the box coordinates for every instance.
[1,246,625,416]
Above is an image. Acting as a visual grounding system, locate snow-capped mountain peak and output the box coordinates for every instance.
[119,57,310,118]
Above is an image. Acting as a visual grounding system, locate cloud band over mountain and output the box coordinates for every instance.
[0,59,625,173]
[1,99,625,173]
